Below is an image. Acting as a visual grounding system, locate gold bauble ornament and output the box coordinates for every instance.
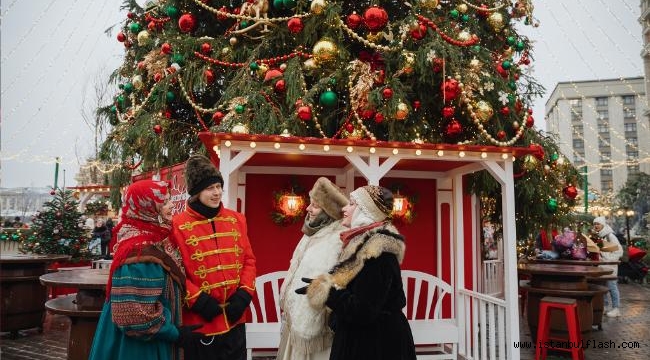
[366,32,383,43]
[137,30,150,46]
[420,0,439,10]
[229,37,238,46]
[345,128,364,140]
[231,123,249,134]
[469,58,482,72]
[457,31,471,42]
[523,154,538,171]
[256,64,269,78]
[475,100,494,122]
[312,38,338,64]
[302,58,318,70]
[487,12,505,32]
[310,0,327,14]
[132,75,143,89]
[221,46,232,58]
[395,102,409,120]
[457,3,468,13]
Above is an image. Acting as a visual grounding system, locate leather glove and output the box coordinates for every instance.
[294,277,313,295]
[225,288,252,323]
[191,292,222,321]
[175,324,203,348]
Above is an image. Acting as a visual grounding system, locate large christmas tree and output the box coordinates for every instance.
[99,0,580,243]
[20,188,93,262]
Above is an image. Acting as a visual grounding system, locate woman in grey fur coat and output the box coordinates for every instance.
[298,185,416,360]
[277,177,349,360]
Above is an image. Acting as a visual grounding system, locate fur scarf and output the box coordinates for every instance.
[306,223,405,309]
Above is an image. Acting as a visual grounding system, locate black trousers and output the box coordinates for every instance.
[183,324,246,360]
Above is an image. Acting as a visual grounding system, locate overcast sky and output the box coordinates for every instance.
[1,0,644,189]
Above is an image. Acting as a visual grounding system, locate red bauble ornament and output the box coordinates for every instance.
[382,87,393,99]
[441,78,460,102]
[153,72,163,82]
[432,58,444,73]
[410,24,427,40]
[153,124,163,134]
[526,115,535,128]
[563,185,578,199]
[127,12,136,19]
[497,130,507,140]
[50,190,56,196]
[201,42,212,54]
[164,109,172,119]
[212,111,225,124]
[124,41,132,48]
[345,123,355,132]
[499,106,510,116]
[446,120,463,137]
[216,6,229,21]
[496,64,509,78]
[361,109,375,120]
[287,17,303,34]
[137,61,146,70]
[442,106,455,118]
[117,31,126,42]
[477,4,490,17]
[274,79,286,93]
[347,12,363,29]
[413,100,421,110]
[297,105,312,121]
[374,113,385,123]
[527,108,533,115]
[147,21,157,31]
[264,69,283,82]
[178,13,196,33]
[204,69,215,84]
[161,43,172,54]
[363,6,389,32]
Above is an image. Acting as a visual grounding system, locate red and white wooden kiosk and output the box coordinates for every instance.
[138,132,533,360]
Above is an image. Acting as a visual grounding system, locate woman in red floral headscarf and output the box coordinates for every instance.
[89,180,203,360]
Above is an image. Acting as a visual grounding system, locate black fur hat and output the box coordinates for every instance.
[184,155,223,196]
[309,177,348,220]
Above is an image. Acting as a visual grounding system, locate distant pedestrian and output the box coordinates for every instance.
[593,217,624,317]
[12,216,23,228]
[91,219,112,257]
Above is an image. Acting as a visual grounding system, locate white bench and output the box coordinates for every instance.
[402,270,459,360]
[245,270,458,360]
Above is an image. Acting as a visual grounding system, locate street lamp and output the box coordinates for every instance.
[618,209,635,244]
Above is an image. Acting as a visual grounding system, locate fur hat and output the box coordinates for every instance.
[593,216,607,226]
[309,177,348,220]
[350,185,394,222]
[184,155,223,196]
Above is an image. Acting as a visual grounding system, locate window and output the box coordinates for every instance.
[573,139,584,148]
[601,181,613,192]
[627,137,638,146]
[600,152,611,161]
[624,123,637,132]
[569,99,582,107]
[598,123,609,133]
[622,95,635,105]
[573,124,583,134]
[601,169,613,176]
[627,151,639,160]
[598,138,609,148]
[628,165,640,174]
[596,110,608,120]
[624,108,636,118]
[595,97,608,106]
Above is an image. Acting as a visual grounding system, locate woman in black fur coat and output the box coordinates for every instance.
[298,185,416,360]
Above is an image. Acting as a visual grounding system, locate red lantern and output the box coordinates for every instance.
[363,6,389,32]
[279,193,305,217]
[287,17,303,34]
[178,13,196,33]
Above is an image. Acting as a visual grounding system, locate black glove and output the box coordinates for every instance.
[191,292,222,321]
[175,324,203,348]
[225,288,252,323]
[294,277,313,295]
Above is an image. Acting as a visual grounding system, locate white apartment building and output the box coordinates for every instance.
[545,77,649,194]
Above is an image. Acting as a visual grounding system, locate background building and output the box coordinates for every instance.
[545,77,649,195]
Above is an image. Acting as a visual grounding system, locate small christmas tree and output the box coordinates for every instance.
[20,188,93,262]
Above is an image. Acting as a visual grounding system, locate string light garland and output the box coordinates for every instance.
[190,0,311,23]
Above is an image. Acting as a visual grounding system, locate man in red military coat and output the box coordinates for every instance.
[170,154,257,360]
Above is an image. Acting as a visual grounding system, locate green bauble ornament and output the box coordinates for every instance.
[472,45,481,53]
[235,104,245,114]
[450,9,459,19]
[546,198,558,213]
[171,53,184,65]
[166,5,179,17]
[508,81,517,90]
[110,105,117,113]
[123,83,134,93]
[461,14,470,22]
[283,0,297,9]
[273,0,284,9]
[117,95,126,106]
[319,90,338,107]
[515,40,525,52]
[550,153,559,162]
[129,22,142,34]
[501,60,512,69]
[166,91,175,102]
[249,62,259,71]
[506,36,516,45]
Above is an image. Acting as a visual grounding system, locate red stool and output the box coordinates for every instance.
[535,296,584,360]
